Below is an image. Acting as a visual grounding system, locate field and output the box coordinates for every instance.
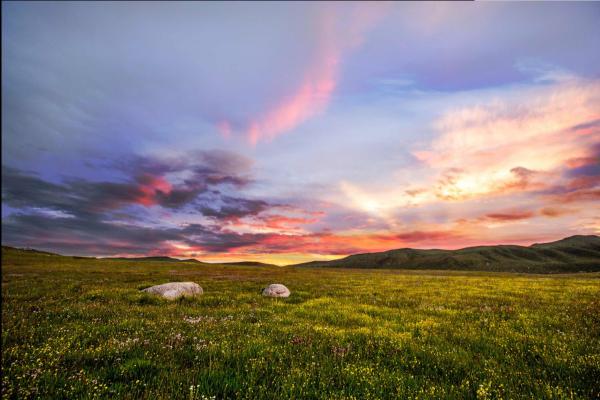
[2,248,600,399]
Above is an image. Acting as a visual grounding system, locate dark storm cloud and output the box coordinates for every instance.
[124,150,254,209]
[180,223,270,253]
[2,166,80,214]
[1,149,280,255]
[1,166,150,217]
[197,196,271,221]
[1,212,180,255]
[2,189,264,258]
[1,212,270,256]
[119,150,253,179]
[2,150,254,216]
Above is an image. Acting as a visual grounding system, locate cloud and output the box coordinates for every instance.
[2,203,461,258]
[565,144,600,179]
[417,77,599,178]
[2,213,182,256]
[484,211,535,221]
[2,153,324,257]
[259,215,319,230]
[2,154,334,258]
[2,150,254,219]
[2,210,278,257]
[219,3,388,145]
[538,144,600,204]
[391,230,461,243]
[1,163,270,256]
[198,198,323,236]
[539,207,576,218]
[197,196,270,221]
[1,162,467,257]
[340,76,600,220]
[555,188,600,204]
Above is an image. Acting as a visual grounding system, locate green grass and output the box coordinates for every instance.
[2,248,600,399]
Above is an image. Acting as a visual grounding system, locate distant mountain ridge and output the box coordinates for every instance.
[103,256,203,263]
[219,261,278,267]
[1,246,59,256]
[292,235,600,273]
[0,247,279,267]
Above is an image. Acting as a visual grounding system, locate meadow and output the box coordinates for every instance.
[2,248,599,399]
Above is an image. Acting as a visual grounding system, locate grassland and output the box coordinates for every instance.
[2,247,600,399]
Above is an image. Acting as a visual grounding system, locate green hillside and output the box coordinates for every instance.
[294,235,600,273]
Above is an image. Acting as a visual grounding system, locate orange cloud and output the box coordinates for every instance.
[224,213,319,235]
[484,211,534,221]
[261,215,319,230]
[339,76,600,235]
[539,207,576,218]
[414,78,600,200]
[351,77,599,210]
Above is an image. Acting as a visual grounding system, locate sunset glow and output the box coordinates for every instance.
[2,2,599,264]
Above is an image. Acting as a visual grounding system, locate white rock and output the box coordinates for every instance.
[142,282,203,300]
[262,283,290,298]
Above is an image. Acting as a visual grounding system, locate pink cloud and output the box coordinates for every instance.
[247,56,338,145]
[219,4,388,145]
[135,174,172,206]
[413,78,600,201]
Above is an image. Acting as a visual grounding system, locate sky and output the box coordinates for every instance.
[2,2,600,264]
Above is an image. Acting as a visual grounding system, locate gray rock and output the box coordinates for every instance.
[262,283,290,298]
[142,282,203,300]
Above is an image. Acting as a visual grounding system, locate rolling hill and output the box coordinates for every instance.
[103,256,204,263]
[292,235,600,273]
[218,261,279,267]
[0,247,277,268]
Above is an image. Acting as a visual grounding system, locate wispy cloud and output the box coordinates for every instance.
[221,3,388,145]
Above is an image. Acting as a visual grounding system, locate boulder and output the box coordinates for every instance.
[141,282,203,300]
[262,283,290,298]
